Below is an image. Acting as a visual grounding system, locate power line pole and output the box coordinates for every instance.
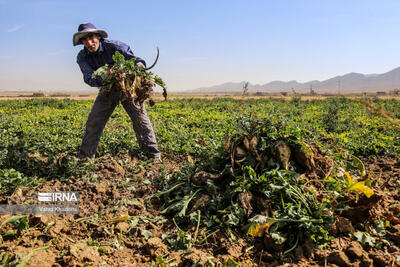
[242,82,249,96]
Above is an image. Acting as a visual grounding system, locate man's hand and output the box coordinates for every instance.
[136,62,145,69]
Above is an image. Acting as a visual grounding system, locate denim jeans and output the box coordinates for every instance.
[78,90,161,159]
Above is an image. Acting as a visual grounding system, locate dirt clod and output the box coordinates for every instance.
[227,243,243,258]
[327,251,351,267]
[369,253,393,267]
[333,217,355,234]
[387,224,400,243]
[115,222,130,232]
[69,242,100,263]
[182,248,213,265]
[345,241,364,260]
[146,237,168,258]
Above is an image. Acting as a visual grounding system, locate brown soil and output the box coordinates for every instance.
[0,155,399,266]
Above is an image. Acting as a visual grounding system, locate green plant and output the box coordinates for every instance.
[92,51,167,106]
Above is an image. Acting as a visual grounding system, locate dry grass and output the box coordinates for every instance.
[1,91,400,101]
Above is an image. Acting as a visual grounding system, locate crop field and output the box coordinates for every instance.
[0,97,400,266]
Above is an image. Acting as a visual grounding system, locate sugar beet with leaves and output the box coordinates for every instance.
[92,50,167,109]
[152,114,375,253]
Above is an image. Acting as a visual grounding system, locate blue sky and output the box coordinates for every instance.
[1,0,400,92]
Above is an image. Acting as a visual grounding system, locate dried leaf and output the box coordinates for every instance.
[353,231,376,247]
[109,215,130,223]
[247,222,270,237]
[244,215,277,237]
[140,228,153,240]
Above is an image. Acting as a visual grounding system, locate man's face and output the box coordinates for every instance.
[82,33,100,53]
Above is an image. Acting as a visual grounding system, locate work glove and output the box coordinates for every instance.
[136,62,145,69]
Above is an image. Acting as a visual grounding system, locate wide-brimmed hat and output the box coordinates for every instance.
[73,22,108,46]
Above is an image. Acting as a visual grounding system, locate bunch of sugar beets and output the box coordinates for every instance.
[92,48,167,109]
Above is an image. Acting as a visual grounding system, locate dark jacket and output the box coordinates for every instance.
[76,39,146,87]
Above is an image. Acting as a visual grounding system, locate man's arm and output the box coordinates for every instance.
[77,53,103,87]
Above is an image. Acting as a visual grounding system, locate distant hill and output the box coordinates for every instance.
[189,67,400,94]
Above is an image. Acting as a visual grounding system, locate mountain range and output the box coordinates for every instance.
[189,67,400,94]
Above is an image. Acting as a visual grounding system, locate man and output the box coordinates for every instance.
[73,22,161,160]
